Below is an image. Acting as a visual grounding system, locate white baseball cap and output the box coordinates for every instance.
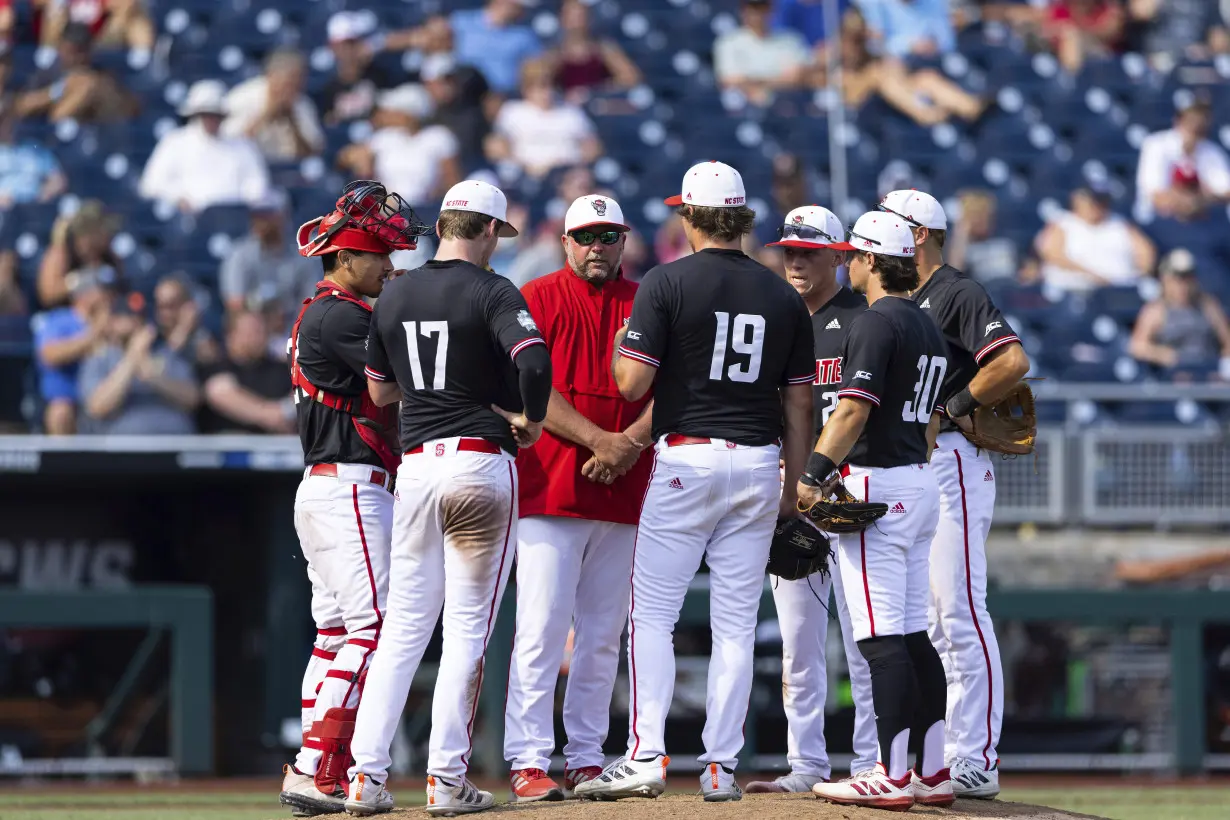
[663,160,747,208]
[831,211,916,257]
[765,205,844,249]
[179,79,227,117]
[377,84,434,119]
[565,194,629,233]
[878,189,947,230]
[328,11,377,44]
[420,53,456,82]
[440,179,519,237]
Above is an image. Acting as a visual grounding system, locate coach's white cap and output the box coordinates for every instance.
[765,205,844,249]
[440,179,519,237]
[830,211,916,257]
[878,189,947,230]
[664,160,747,208]
[565,194,630,232]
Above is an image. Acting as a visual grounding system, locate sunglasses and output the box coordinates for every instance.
[778,223,837,243]
[876,203,922,228]
[570,229,621,246]
[846,228,883,248]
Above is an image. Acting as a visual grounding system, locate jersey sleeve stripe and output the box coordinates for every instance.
[974,334,1020,364]
[786,373,816,385]
[837,387,881,406]
[364,366,391,382]
[618,345,660,368]
[510,337,546,359]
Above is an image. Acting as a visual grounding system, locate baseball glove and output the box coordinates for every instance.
[768,517,833,581]
[960,380,1037,456]
[798,482,889,533]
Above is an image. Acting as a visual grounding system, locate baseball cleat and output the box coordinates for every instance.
[279,764,345,817]
[811,764,915,812]
[562,765,603,799]
[509,768,564,802]
[425,775,495,816]
[950,758,1000,799]
[344,773,394,816]
[573,755,669,800]
[911,768,955,807]
[699,762,743,802]
[745,772,827,793]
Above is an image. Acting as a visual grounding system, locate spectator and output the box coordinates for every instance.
[1135,93,1230,225]
[546,0,642,102]
[200,310,294,434]
[218,188,315,324]
[14,21,139,122]
[0,248,25,316]
[78,306,200,435]
[422,54,491,170]
[33,266,117,434]
[1129,248,1230,376]
[653,215,693,265]
[948,189,1019,282]
[714,0,811,105]
[755,153,809,248]
[1128,0,1222,69]
[337,84,461,208]
[445,0,543,96]
[0,102,67,209]
[857,0,956,59]
[1044,0,1126,74]
[151,274,219,368]
[486,59,602,178]
[319,11,395,126]
[223,48,325,162]
[37,0,155,53]
[37,199,123,309]
[138,79,271,214]
[1033,184,1156,294]
[771,0,849,46]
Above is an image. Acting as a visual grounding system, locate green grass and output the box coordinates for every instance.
[1001,787,1230,820]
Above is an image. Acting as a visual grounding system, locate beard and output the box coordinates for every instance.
[573,255,618,282]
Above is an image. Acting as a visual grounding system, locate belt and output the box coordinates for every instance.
[405,437,503,456]
[308,463,391,490]
[663,434,782,448]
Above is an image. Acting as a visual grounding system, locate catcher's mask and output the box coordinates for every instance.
[297,180,433,258]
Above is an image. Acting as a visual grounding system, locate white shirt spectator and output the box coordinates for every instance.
[139,120,270,213]
[493,99,596,174]
[223,76,325,162]
[1039,210,1143,294]
[368,125,459,208]
[713,25,810,84]
[1135,126,1230,222]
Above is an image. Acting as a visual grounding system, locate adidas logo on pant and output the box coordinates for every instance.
[668,477,684,490]
[984,470,994,482]
[889,502,906,514]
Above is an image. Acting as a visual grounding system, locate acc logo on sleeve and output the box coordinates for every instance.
[854,370,873,380]
[985,321,1002,336]
[517,310,539,332]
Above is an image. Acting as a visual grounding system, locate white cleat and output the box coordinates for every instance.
[950,758,1000,799]
[699,762,742,802]
[745,772,826,793]
[573,755,669,801]
[344,773,394,816]
[279,764,345,817]
[911,768,956,807]
[812,764,915,812]
[425,775,495,816]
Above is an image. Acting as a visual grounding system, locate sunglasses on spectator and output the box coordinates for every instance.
[876,204,923,227]
[570,229,621,246]
[778,223,838,244]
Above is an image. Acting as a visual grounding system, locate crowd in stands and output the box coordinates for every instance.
[0,0,1228,435]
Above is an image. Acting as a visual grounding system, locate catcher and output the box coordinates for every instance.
[889,188,1033,800]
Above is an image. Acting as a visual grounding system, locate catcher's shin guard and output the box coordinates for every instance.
[304,707,358,794]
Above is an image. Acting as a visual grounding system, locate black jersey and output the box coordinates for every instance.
[809,287,868,434]
[837,296,949,468]
[911,265,1019,430]
[294,294,384,469]
[365,260,548,455]
[618,248,815,446]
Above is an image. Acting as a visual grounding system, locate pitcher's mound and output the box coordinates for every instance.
[409,794,1108,820]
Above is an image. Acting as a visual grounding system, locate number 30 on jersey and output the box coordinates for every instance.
[904,355,947,423]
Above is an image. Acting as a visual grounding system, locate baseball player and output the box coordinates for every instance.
[801,212,952,811]
[279,181,431,817]
[573,160,816,803]
[503,194,655,802]
[883,189,1030,799]
[746,206,879,794]
[344,179,553,816]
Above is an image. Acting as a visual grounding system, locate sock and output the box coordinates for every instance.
[857,635,919,781]
[905,631,948,778]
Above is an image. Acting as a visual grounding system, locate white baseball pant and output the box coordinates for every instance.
[292,465,392,775]
[504,515,636,772]
[348,438,518,784]
[928,432,1003,769]
[626,437,780,770]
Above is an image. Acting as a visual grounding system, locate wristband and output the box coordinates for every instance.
[799,452,837,487]
[945,386,980,419]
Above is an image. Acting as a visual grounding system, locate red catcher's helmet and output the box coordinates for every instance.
[297,180,433,258]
